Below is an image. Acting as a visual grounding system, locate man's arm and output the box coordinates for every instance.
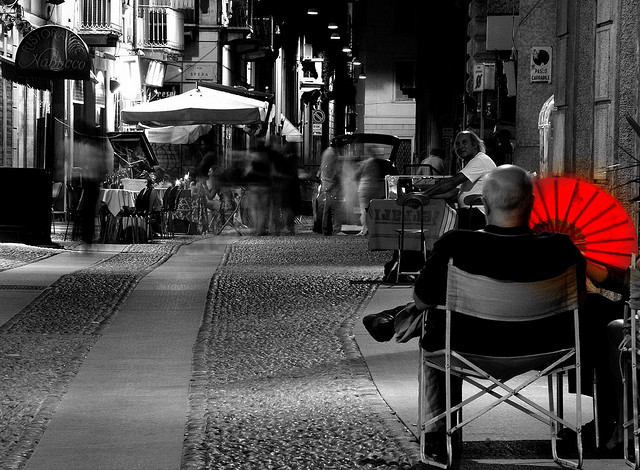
[586,260,630,296]
[424,172,468,199]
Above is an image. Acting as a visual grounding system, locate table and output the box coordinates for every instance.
[99,188,166,216]
[366,198,457,252]
[98,187,167,242]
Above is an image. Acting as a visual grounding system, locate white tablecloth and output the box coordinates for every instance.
[99,188,166,216]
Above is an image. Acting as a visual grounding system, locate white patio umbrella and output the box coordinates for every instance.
[121,84,271,127]
[142,124,213,144]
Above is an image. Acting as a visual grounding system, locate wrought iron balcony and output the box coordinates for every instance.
[137,0,185,52]
[77,0,122,47]
[222,0,251,29]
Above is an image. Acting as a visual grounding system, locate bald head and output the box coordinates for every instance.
[482,165,534,227]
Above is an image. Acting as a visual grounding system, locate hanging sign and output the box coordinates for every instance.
[312,109,325,124]
[530,46,552,83]
[15,26,91,80]
[472,63,495,91]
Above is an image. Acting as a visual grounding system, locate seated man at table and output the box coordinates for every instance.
[413,165,625,458]
[422,130,496,229]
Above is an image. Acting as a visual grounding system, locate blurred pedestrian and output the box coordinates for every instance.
[245,144,273,235]
[319,140,343,236]
[416,148,446,176]
[355,145,397,236]
[272,143,301,235]
[196,137,219,176]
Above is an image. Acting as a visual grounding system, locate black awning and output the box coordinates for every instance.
[0,56,51,91]
[107,131,159,169]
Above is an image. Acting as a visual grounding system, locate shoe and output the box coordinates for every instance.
[422,431,447,464]
[362,305,405,342]
[335,231,348,236]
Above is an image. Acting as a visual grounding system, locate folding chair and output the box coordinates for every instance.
[623,261,640,468]
[420,262,586,469]
[216,186,245,235]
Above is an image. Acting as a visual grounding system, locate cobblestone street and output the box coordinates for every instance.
[0,235,419,470]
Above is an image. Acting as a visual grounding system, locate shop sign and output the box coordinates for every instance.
[183,63,214,81]
[15,25,91,80]
[530,46,552,83]
[145,84,180,102]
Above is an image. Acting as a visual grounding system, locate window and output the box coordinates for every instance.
[394,61,415,102]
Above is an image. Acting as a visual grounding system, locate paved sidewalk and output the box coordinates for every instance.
[0,245,128,326]
[21,237,238,470]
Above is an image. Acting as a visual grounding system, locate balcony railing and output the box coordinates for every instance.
[139,0,194,9]
[222,0,251,29]
[79,0,122,35]
[136,4,185,52]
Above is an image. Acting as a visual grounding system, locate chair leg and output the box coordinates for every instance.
[592,370,599,449]
[549,371,583,469]
[624,311,640,469]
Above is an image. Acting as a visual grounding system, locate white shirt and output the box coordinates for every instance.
[457,152,496,209]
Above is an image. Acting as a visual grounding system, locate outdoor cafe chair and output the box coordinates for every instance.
[117,187,153,243]
[64,182,84,241]
[215,186,246,235]
[419,261,589,468]
[623,260,640,468]
[393,192,430,283]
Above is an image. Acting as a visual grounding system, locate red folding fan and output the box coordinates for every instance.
[530,175,638,270]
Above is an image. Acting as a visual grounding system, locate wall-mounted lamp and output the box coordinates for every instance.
[352,57,362,66]
[358,66,366,79]
[330,32,340,40]
[307,8,318,15]
[327,22,338,30]
[342,44,352,53]
[109,78,121,93]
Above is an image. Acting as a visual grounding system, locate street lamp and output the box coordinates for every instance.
[330,32,340,40]
[358,66,366,79]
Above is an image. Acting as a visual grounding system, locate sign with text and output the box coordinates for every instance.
[530,47,552,83]
[366,199,457,252]
[183,63,215,82]
[15,25,90,80]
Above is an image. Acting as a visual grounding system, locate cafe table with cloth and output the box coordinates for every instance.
[367,175,458,251]
[98,187,166,242]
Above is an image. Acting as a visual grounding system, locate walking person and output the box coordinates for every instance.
[320,140,343,236]
[355,145,397,236]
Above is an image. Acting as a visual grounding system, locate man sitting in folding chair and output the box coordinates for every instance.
[412,165,625,465]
